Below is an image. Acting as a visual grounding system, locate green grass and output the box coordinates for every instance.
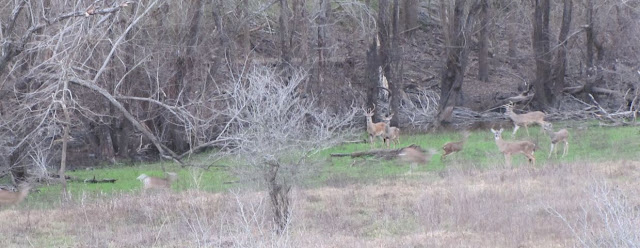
[17,122,640,206]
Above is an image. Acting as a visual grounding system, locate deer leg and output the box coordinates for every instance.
[441,151,449,160]
[512,125,519,138]
[527,155,534,165]
[528,153,536,165]
[563,141,569,157]
[548,143,555,159]
[504,154,512,167]
[524,124,530,136]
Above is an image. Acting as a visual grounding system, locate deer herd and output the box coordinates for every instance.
[0,103,570,209]
[364,102,570,169]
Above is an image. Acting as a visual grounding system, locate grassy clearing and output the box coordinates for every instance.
[20,123,640,199]
[2,123,640,247]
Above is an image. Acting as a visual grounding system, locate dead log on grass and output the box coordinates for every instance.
[82,176,117,184]
[330,144,424,160]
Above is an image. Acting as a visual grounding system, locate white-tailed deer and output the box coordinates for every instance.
[398,145,437,174]
[490,128,536,167]
[381,114,400,148]
[543,123,569,158]
[441,131,470,160]
[504,103,546,137]
[363,105,388,148]
[0,184,31,207]
[137,172,178,191]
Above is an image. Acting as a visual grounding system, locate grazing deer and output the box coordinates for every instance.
[398,145,437,174]
[543,123,569,158]
[381,114,400,148]
[0,184,31,207]
[441,131,470,160]
[490,128,537,167]
[137,172,178,191]
[363,105,388,148]
[504,103,546,137]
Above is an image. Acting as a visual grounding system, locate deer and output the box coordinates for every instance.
[381,114,400,148]
[441,131,470,160]
[542,123,569,158]
[398,145,437,174]
[0,183,32,207]
[363,105,388,148]
[137,172,178,191]
[504,102,547,137]
[490,128,537,167]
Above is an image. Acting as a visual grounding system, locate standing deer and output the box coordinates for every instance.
[441,131,470,160]
[137,172,178,191]
[381,114,400,148]
[363,105,388,148]
[490,128,537,167]
[398,145,437,174]
[504,103,546,137]
[543,123,569,158]
[0,184,31,207]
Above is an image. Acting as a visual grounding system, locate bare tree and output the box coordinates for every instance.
[435,0,480,128]
[531,0,552,108]
[218,67,358,232]
[477,0,489,82]
[552,0,573,96]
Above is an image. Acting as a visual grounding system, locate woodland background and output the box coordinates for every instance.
[0,0,639,182]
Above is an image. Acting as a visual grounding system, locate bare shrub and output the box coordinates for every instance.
[218,66,358,232]
[550,180,640,247]
[400,88,439,130]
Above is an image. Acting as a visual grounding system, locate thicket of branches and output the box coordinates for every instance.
[0,0,639,184]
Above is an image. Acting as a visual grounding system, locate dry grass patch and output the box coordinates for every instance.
[1,160,639,247]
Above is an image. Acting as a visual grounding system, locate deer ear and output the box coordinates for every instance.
[499,128,504,132]
[490,128,496,133]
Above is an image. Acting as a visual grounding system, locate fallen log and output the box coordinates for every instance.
[83,176,117,184]
[330,144,424,159]
[563,85,625,97]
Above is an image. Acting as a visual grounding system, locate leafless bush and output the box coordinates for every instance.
[333,0,378,39]
[550,180,640,248]
[217,66,359,232]
[400,88,439,129]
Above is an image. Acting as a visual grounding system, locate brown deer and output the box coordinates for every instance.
[543,123,569,158]
[0,184,32,207]
[490,128,537,167]
[398,145,437,174]
[441,131,470,160]
[137,172,178,191]
[381,114,400,148]
[363,105,388,148]
[504,103,546,137]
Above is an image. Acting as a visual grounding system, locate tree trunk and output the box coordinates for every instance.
[165,0,203,153]
[585,0,594,76]
[477,0,489,82]
[240,0,251,59]
[402,0,419,37]
[279,0,291,66]
[552,0,572,97]
[436,0,467,128]
[266,162,291,233]
[531,0,552,108]
[507,3,518,70]
[390,0,402,126]
[317,0,330,85]
[59,80,71,198]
